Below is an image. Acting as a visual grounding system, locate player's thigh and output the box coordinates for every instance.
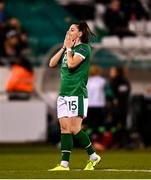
[59,117,72,133]
[70,116,83,134]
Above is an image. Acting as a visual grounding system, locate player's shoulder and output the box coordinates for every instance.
[75,43,91,53]
[79,43,91,49]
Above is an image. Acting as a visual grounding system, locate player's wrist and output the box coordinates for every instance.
[62,46,66,50]
[66,48,72,52]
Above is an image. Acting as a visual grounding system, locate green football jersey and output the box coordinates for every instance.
[59,43,91,97]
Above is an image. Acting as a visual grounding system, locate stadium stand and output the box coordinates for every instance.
[5,0,76,56]
[1,0,151,146]
[101,36,121,49]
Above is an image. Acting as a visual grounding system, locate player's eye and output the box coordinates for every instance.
[70,28,74,31]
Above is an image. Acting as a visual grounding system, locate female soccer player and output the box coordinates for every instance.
[48,22,101,171]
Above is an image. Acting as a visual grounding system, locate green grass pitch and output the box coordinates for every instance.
[0,144,151,179]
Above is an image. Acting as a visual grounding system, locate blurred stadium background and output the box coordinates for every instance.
[0,0,151,178]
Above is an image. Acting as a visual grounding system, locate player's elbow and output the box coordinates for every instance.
[49,60,56,68]
[49,63,54,68]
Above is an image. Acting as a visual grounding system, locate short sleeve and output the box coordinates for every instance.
[74,45,89,59]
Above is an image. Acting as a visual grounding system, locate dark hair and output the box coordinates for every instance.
[76,21,94,43]
[115,66,125,77]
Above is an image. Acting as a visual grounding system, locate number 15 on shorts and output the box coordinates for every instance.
[67,96,78,116]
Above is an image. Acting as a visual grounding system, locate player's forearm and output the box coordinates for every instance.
[66,51,75,69]
[49,47,65,68]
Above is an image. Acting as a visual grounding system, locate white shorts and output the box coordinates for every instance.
[57,96,88,119]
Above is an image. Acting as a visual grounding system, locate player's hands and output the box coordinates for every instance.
[64,31,75,48]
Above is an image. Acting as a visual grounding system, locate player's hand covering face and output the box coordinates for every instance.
[64,32,75,48]
[64,24,82,48]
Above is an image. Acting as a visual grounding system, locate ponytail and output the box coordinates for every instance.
[77,21,95,43]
